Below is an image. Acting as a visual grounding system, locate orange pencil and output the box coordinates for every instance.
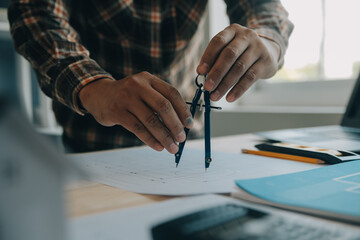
[241,149,325,164]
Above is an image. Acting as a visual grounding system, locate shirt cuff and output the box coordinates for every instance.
[54,58,114,115]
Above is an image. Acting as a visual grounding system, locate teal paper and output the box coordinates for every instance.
[235,161,360,219]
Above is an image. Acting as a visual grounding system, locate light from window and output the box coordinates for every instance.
[273,0,360,82]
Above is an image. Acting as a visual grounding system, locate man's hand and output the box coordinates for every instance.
[197,23,280,102]
[78,72,193,154]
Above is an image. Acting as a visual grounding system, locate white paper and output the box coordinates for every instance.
[70,147,321,195]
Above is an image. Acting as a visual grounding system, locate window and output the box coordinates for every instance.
[273,0,360,82]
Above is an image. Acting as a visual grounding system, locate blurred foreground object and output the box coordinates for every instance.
[0,97,81,240]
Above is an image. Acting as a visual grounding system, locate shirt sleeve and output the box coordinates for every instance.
[8,0,114,115]
[224,0,294,68]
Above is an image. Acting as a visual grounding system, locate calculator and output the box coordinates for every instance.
[151,204,360,240]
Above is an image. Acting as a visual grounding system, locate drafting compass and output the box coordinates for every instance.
[174,74,221,170]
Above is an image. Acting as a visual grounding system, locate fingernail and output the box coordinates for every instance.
[177,131,186,142]
[211,91,220,101]
[154,143,164,151]
[197,62,209,74]
[227,94,235,102]
[186,117,194,127]
[169,143,179,154]
[205,78,215,91]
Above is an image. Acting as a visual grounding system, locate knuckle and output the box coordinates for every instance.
[244,28,256,37]
[237,28,256,42]
[139,71,151,77]
[232,60,246,73]
[211,68,223,79]
[124,76,142,89]
[145,114,160,128]
[244,69,257,83]
[131,71,153,85]
[213,34,227,45]
[157,98,172,114]
[168,86,181,100]
[228,23,241,31]
[223,46,238,60]
[133,121,145,132]
[238,34,248,42]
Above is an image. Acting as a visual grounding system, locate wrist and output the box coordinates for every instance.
[259,36,281,67]
[78,77,116,113]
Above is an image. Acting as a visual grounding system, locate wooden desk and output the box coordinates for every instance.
[66,134,263,218]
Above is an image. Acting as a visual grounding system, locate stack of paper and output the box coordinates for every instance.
[232,160,360,224]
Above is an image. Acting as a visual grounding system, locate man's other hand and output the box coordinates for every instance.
[197,23,280,102]
[78,72,193,154]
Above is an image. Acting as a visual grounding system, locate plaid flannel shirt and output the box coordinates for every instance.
[8,0,293,152]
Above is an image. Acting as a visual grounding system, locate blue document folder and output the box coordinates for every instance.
[234,161,360,224]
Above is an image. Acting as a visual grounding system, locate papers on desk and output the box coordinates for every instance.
[70,147,320,195]
[232,160,360,224]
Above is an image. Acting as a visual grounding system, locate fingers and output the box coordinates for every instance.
[128,99,180,154]
[202,26,260,93]
[151,78,193,128]
[86,71,193,154]
[196,24,279,103]
[141,89,186,142]
[127,72,192,154]
[226,61,263,102]
[119,112,164,152]
[197,27,236,76]
[210,45,259,101]
[203,38,249,93]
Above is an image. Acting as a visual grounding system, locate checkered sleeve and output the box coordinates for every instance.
[8,0,114,115]
[224,0,294,67]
